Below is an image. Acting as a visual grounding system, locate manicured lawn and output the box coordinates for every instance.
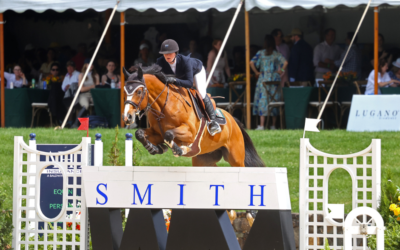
[1,128,400,213]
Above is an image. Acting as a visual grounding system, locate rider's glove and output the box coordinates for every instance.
[165,77,176,85]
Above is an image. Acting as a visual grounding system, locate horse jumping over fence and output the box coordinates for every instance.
[123,65,265,167]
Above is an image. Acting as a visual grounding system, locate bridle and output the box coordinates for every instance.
[124,79,170,122]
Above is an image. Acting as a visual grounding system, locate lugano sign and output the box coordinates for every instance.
[82,166,291,210]
[347,95,400,131]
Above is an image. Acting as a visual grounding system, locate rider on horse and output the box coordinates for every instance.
[156,39,221,136]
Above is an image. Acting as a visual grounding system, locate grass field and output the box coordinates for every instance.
[1,128,400,213]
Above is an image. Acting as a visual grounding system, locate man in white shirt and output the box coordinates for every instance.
[62,61,80,92]
[313,28,343,79]
[2,65,27,88]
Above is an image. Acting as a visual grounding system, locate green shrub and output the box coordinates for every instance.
[107,125,122,166]
[0,186,13,249]
[368,220,400,250]
[378,170,400,225]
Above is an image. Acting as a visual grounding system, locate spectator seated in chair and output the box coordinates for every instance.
[100,60,120,88]
[47,63,66,125]
[2,65,28,88]
[388,58,400,82]
[72,61,100,127]
[365,58,400,95]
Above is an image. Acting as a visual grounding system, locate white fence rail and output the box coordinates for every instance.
[13,135,91,250]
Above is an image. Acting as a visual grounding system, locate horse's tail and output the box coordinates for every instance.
[233,117,266,167]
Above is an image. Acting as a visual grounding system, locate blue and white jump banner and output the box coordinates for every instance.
[83,166,296,250]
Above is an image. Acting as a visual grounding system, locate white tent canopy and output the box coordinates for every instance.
[246,0,400,10]
[1,0,400,13]
[0,0,241,13]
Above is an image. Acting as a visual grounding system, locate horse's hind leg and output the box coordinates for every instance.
[192,150,223,167]
[222,143,245,167]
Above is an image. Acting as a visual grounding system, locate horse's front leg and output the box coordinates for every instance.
[135,128,167,155]
[164,124,193,157]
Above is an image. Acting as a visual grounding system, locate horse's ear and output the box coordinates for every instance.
[137,66,143,80]
[123,67,131,79]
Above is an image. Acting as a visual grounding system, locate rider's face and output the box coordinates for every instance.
[163,53,176,64]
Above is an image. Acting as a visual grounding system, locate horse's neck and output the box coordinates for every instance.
[146,75,167,112]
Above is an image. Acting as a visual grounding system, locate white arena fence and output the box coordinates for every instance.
[299,138,382,250]
[12,132,154,250]
[13,133,385,250]
[13,135,91,250]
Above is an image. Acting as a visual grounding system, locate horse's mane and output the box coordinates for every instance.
[132,64,167,84]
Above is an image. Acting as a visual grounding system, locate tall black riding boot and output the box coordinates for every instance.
[72,107,87,128]
[203,95,221,136]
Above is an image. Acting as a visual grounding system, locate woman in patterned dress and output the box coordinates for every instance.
[250,35,288,130]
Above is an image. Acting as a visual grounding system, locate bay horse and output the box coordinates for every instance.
[123,65,264,167]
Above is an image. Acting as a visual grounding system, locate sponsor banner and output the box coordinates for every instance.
[347,95,400,132]
[83,167,291,210]
[37,145,92,219]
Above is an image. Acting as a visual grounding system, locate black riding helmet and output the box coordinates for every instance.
[159,39,179,54]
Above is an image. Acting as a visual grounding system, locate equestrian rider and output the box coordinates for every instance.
[156,39,221,136]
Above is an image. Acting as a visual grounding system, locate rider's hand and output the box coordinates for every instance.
[166,77,176,84]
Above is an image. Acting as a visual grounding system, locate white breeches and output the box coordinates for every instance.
[193,66,207,99]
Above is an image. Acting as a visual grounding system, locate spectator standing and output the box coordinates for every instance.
[334,32,362,78]
[72,62,99,127]
[370,34,393,68]
[47,63,66,124]
[183,40,204,62]
[134,43,155,67]
[2,65,27,88]
[207,38,231,86]
[39,48,57,75]
[101,60,120,87]
[272,29,290,86]
[250,35,288,130]
[365,59,400,95]
[388,58,400,81]
[72,43,87,71]
[288,28,314,84]
[313,28,343,79]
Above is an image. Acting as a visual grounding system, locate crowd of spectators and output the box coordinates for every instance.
[1,27,399,129]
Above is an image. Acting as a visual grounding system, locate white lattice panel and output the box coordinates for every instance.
[13,136,91,250]
[299,139,381,250]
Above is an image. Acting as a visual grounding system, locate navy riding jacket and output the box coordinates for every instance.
[156,54,203,88]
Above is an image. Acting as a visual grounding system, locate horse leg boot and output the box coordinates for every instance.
[72,107,87,128]
[164,130,183,157]
[203,95,221,136]
[135,129,168,155]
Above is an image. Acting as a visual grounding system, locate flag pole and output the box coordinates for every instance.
[58,1,120,129]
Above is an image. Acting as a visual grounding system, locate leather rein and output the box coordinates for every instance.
[124,80,170,135]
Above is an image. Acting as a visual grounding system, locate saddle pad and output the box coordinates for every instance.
[187,89,226,125]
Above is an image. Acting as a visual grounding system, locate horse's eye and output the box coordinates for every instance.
[137,91,142,95]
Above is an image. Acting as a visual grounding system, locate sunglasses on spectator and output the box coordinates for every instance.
[51,68,59,71]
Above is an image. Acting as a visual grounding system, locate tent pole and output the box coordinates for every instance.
[59,2,120,129]
[105,9,112,45]
[374,7,379,95]
[0,13,4,128]
[245,8,251,129]
[120,12,125,127]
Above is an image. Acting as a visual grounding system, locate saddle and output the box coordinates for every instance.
[187,88,227,125]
